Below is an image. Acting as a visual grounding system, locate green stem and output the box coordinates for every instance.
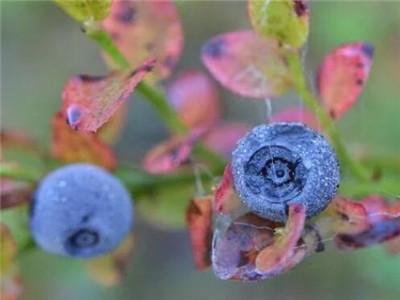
[286,51,371,181]
[85,23,186,134]
[84,23,225,166]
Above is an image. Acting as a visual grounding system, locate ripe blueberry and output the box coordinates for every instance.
[30,163,133,258]
[232,123,340,222]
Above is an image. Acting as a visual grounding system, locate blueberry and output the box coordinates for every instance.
[232,123,340,222]
[30,163,133,258]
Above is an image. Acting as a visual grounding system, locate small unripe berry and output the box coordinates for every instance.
[232,123,340,222]
[30,164,133,258]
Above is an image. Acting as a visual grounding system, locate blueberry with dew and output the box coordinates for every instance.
[232,123,340,222]
[30,163,133,258]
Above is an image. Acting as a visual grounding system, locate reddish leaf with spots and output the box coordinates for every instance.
[52,113,117,170]
[203,123,248,159]
[202,31,292,99]
[167,70,221,130]
[331,196,400,250]
[270,106,320,131]
[186,196,213,270]
[61,59,155,132]
[142,133,201,175]
[102,0,183,80]
[317,42,374,119]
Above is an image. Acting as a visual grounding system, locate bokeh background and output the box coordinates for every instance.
[2,1,400,299]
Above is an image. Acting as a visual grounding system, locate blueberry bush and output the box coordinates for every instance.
[1,0,400,299]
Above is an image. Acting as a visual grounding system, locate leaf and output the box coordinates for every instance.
[52,113,117,170]
[85,234,135,286]
[54,0,112,22]
[332,196,400,250]
[270,106,320,131]
[0,223,17,280]
[186,195,213,270]
[317,42,374,119]
[203,122,248,159]
[167,70,221,130]
[255,204,307,274]
[61,59,155,132]
[142,133,201,175]
[212,212,278,281]
[0,178,33,210]
[98,105,127,144]
[248,0,310,49]
[202,31,292,99]
[213,164,241,214]
[102,0,183,80]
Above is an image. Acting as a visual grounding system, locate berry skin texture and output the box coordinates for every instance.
[30,163,133,258]
[232,122,340,222]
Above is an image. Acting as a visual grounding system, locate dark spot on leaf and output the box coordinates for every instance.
[163,56,175,69]
[203,38,225,58]
[293,0,308,17]
[115,4,136,24]
[78,75,104,82]
[361,43,374,58]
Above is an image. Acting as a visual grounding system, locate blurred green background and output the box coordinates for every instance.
[1,1,400,300]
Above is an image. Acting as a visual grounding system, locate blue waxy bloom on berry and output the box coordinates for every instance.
[30,163,133,258]
[232,123,340,222]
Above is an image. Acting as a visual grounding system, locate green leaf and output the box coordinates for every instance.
[54,0,112,22]
[248,0,310,49]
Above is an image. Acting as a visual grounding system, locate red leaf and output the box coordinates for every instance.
[102,0,183,80]
[52,113,117,170]
[255,204,307,274]
[203,122,248,159]
[142,133,200,174]
[61,59,155,132]
[213,164,240,214]
[212,204,319,281]
[186,195,213,270]
[332,196,400,250]
[202,31,292,99]
[167,70,221,130]
[317,42,374,119]
[270,106,320,131]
